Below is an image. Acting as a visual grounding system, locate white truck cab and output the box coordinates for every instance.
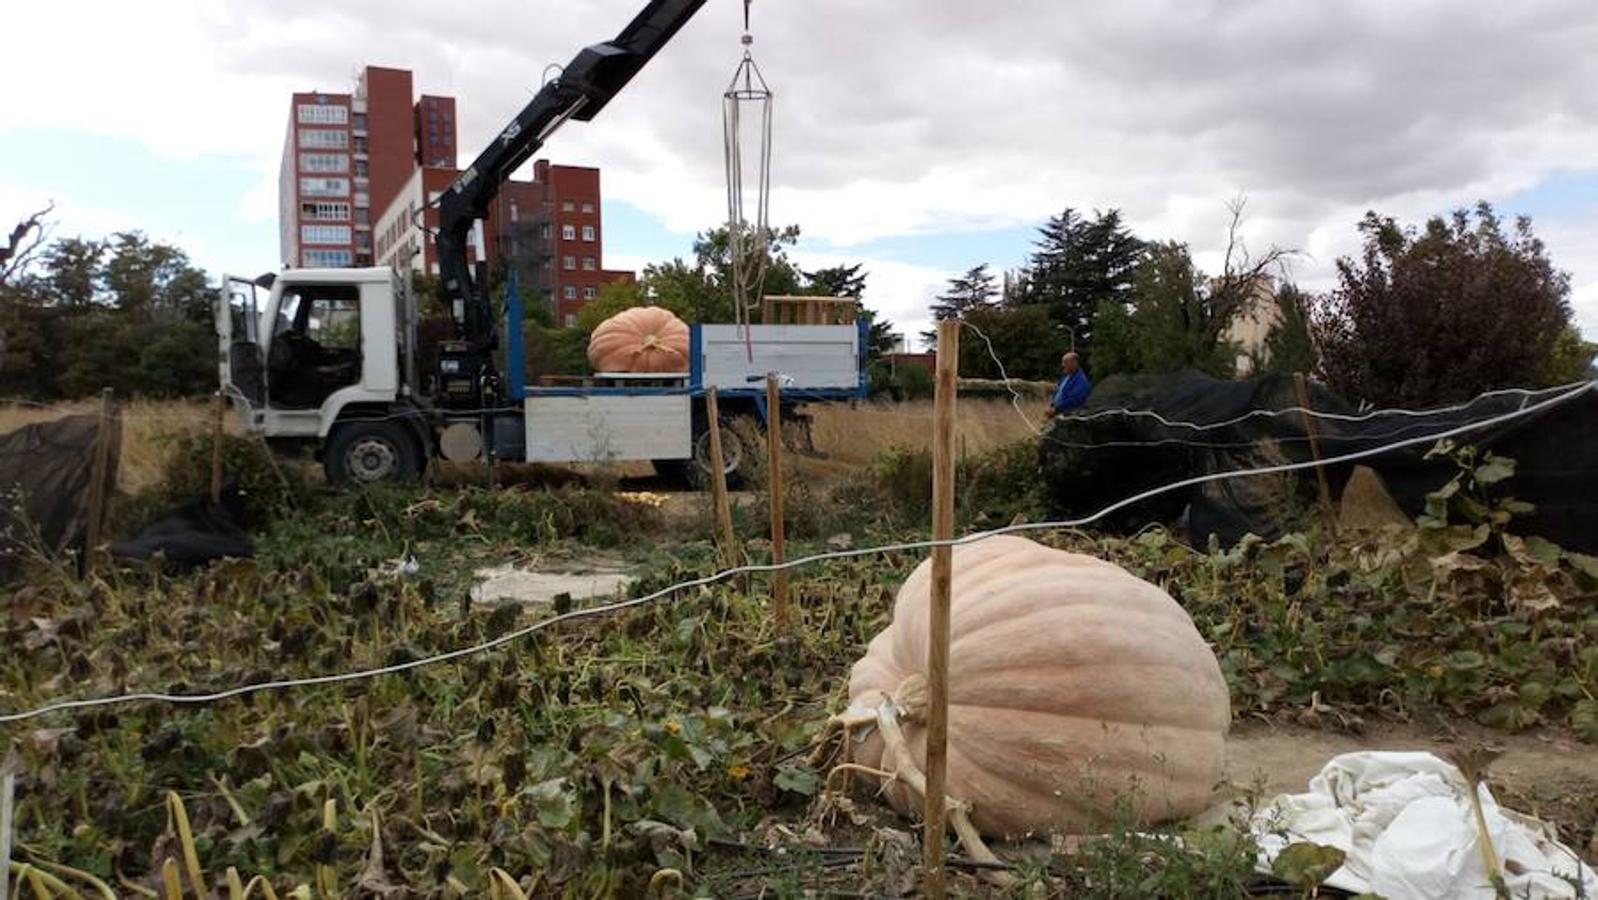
[217,267,428,482]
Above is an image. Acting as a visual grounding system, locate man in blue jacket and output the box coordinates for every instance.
[1048,351,1092,416]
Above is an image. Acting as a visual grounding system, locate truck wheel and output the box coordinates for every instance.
[655,418,750,489]
[325,421,422,485]
[690,417,749,489]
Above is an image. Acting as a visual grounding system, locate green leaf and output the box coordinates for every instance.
[1474,455,1516,485]
[1271,841,1346,888]
[1573,699,1598,744]
[525,777,576,829]
[1565,552,1598,580]
[773,763,820,796]
[1523,536,1563,565]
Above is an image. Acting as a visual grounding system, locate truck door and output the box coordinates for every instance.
[265,283,364,410]
[218,276,264,406]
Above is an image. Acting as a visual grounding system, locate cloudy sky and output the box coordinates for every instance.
[4,0,1597,346]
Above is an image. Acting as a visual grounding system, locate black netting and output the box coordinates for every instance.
[0,414,117,582]
[1040,371,1597,551]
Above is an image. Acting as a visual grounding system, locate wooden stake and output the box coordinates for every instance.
[765,373,790,629]
[703,387,738,566]
[923,318,959,899]
[1294,372,1337,537]
[82,388,117,577]
[209,390,226,504]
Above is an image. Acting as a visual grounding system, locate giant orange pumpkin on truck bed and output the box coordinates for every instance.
[586,307,691,374]
[848,535,1230,837]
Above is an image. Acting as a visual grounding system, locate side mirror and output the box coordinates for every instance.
[255,272,277,289]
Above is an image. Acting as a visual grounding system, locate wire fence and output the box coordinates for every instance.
[1,378,1589,725]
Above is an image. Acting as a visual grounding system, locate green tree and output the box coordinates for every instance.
[959,304,1069,380]
[41,237,104,308]
[1087,242,1243,378]
[1539,324,1597,385]
[923,264,998,347]
[1257,282,1315,375]
[101,232,211,321]
[802,263,866,298]
[1313,202,1576,406]
[1012,207,1144,349]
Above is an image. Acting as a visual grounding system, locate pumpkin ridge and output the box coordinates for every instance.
[945,604,1211,669]
[942,690,1227,733]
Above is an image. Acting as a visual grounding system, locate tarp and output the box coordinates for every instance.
[0,413,118,583]
[110,487,253,569]
[1253,752,1598,899]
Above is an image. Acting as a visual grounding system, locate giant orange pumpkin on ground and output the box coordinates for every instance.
[586,307,691,373]
[848,535,1230,837]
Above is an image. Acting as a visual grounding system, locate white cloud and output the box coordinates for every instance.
[6,0,1598,332]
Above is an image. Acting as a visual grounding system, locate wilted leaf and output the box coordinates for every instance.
[1508,577,1560,613]
[1271,841,1346,888]
[1473,456,1516,486]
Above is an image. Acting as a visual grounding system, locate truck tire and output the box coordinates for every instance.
[656,416,751,489]
[325,421,422,485]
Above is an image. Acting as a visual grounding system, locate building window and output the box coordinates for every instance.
[299,201,350,221]
[354,208,369,226]
[582,256,596,271]
[581,202,595,214]
[352,113,367,132]
[299,152,348,173]
[297,104,348,125]
[354,231,373,251]
[561,200,575,212]
[303,248,354,267]
[300,177,350,197]
[581,225,595,241]
[353,136,368,155]
[541,224,552,240]
[563,313,577,327]
[563,256,576,270]
[301,224,353,245]
[583,286,597,300]
[299,129,348,149]
[561,224,576,241]
[563,286,577,300]
[354,159,369,177]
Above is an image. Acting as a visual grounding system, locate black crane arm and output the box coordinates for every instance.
[436,0,707,354]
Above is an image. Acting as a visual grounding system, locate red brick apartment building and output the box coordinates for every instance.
[280,66,630,325]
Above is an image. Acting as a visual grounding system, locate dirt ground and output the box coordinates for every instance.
[1226,720,1598,860]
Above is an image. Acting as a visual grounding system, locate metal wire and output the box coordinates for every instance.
[1,379,1588,725]
[723,42,774,339]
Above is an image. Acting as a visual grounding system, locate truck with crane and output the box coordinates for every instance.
[216,0,868,485]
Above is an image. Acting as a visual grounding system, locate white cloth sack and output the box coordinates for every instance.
[1252,751,1597,899]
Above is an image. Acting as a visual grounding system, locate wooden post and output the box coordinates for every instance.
[765,374,790,628]
[703,387,738,566]
[1294,373,1337,536]
[923,318,959,899]
[209,390,226,504]
[82,388,117,577]
[0,747,15,900]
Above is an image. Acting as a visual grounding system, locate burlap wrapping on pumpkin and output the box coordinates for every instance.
[842,535,1230,839]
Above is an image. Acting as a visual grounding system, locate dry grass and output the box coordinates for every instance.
[804,396,1039,466]
[0,398,239,493]
[1,395,1042,495]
